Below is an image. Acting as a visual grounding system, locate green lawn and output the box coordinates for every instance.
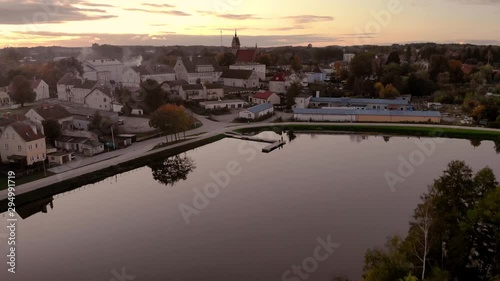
[0,171,55,191]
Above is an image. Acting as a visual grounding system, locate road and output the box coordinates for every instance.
[1,116,499,200]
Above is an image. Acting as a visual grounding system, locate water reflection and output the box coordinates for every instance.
[148,155,196,187]
[470,139,482,148]
[17,196,54,219]
[287,130,297,143]
[383,136,391,142]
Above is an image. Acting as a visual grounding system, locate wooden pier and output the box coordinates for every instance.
[224,133,286,153]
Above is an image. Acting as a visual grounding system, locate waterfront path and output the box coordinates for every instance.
[1,118,499,200]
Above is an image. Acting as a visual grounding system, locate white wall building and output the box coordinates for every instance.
[199,99,247,110]
[84,87,113,111]
[174,57,221,84]
[238,103,274,120]
[221,69,259,88]
[82,59,124,84]
[32,79,50,101]
[229,63,266,80]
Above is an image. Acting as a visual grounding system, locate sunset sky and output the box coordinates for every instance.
[0,0,499,48]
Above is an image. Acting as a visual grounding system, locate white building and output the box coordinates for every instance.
[122,65,176,88]
[0,122,46,166]
[269,74,288,94]
[84,87,113,111]
[0,87,11,106]
[199,99,247,110]
[294,94,312,109]
[250,91,281,105]
[82,59,124,84]
[31,79,50,101]
[343,53,355,63]
[229,63,266,80]
[221,69,259,88]
[25,104,73,128]
[57,73,97,104]
[178,84,225,101]
[238,103,274,120]
[174,57,221,84]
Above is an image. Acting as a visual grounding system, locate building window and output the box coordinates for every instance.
[17,145,21,151]
[4,144,8,150]
[35,143,38,148]
[104,98,107,102]
[28,144,32,150]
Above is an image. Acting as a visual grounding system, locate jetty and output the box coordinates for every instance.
[224,132,286,153]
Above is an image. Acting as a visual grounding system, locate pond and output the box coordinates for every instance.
[1,133,499,281]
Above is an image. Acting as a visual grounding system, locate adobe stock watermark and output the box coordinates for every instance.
[353,0,405,45]
[178,131,280,224]
[110,267,135,281]
[384,129,446,192]
[282,235,340,281]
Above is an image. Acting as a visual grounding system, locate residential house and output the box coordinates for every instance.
[54,136,104,156]
[288,73,309,87]
[205,84,224,100]
[306,67,328,83]
[199,99,247,110]
[165,80,189,94]
[269,73,288,94]
[84,87,113,111]
[0,87,11,106]
[220,69,259,88]
[250,91,281,105]
[82,59,124,84]
[174,57,222,84]
[238,103,274,120]
[122,65,177,88]
[31,79,50,101]
[0,122,46,166]
[25,104,73,128]
[179,84,205,100]
[294,94,312,109]
[57,73,97,103]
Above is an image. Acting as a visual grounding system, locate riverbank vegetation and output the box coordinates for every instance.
[235,124,500,142]
[361,160,500,281]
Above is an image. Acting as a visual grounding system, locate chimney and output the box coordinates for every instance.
[316,91,320,98]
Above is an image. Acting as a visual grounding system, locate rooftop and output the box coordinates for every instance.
[31,104,72,120]
[221,69,254,80]
[200,99,246,105]
[293,108,442,117]
[9,122,45,142]
[235,49,257,63]
[246,103,273,114]
[253,91,276,100]
[310,97,409,106]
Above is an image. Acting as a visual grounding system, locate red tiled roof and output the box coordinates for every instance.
[253,91,275,100]
[235,49,257,63]
[10,122,45,142]
[270,73,286,82]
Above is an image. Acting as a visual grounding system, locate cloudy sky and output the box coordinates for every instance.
[0,0,499,48]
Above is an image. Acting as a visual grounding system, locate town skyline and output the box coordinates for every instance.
[1,0,500,48]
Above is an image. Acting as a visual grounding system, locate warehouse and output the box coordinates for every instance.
[293,108,441,123]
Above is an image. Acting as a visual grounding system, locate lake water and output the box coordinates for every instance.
[1,133,499,281]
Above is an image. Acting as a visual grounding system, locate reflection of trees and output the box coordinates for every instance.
[350,134,368,143]
[470,139,481,148]
[287,130,297,143]
[495,140,500,154]
[383,136,391,143]
[148,155,196,186]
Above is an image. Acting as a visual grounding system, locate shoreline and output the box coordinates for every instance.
[1,122,499,211]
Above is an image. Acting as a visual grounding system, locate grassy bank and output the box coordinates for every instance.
[0,135,224,212]
[236,124,500,141]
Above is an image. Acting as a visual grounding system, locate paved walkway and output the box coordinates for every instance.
[1,119,499,200]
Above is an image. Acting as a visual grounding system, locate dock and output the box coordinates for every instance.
[261,140,286,153]
[224,133,286,153]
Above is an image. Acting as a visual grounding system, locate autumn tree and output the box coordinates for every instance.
[386,50,401,65]
[291,56,303,72]
[149,104,193,142]
[375,82,400,99]
[9,75,36,106]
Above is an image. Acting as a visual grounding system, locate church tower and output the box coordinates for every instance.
[231,30,241,55]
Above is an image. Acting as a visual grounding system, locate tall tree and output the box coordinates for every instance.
[386,50,401,65]
[140,79,168,113]
[9,75,36,106]
[149,104,193,142]
[286,82,302,109]
[42,119,61,143]
[350,52,375,78]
